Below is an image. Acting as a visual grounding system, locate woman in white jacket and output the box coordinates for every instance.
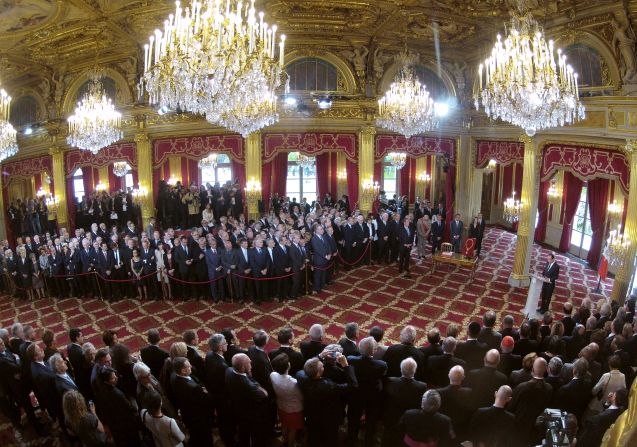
[588,354,626,415]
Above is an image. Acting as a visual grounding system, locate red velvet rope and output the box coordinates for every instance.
[337,242,371,266]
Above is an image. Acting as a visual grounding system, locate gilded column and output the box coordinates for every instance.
[430,155,437,203]
[455,134,471,223]
[98,166,109,189]
[415,157,427,200]
[245,131,262,220]
[50,145,68,229]
[168,156,181,181]
[468,138,484,218]
[508,134,540,288]
[358,126,376,213]
[610,140,637,304]
[336,151,347,199]
[0,168,6,240]
[135,132,155,227]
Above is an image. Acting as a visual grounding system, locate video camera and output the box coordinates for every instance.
[537,408,571,446]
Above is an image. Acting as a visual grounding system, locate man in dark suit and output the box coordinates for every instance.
[469,385,515,447]
[300,324,327,361]
[219,239,239,301]
[427,337,466,387]
[205,240,225,302]
[288,234,308,300]
[338,322,360,357]
[311,225,332,293]
[455,322,488,371]
[66,328,84,380]
[375,212,390,264]
[79,239,97,298]
[438,365,474,440]
[478,311,502,350]
[271,237,291,300]
[139,329,169,380]
[554,358,593,420]
[472,213,486,256]
[382,357,427,447]
[398,390,455,447]
[420,328,443,364]
[465,349,508,409]
[183,330,204,380]
[250,238,270,303]
[561,302,576,336]
[430,214,444,254]
[235,238,252,302]
[538,252,560,313]
[96,241,115,301]
[450,213,464,253]
[172,237,191,299]
[513,322,539,358]
[509,357,554,445]
[387,213,401,263]
[247,330,274,394]
[29,344,60,421]
[171,357,213,445]
[347,337,387,446]
[50,353,79,396]
[297,354,358,447]
[225,353,270,446]
[204,333,235,447]
[140,239,158,299]
[269,327,304,376]
[383,325,426,380]
[398,217,414,278]
[578,388,628,447]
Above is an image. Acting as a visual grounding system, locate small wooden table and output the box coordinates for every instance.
[431,252,478,280]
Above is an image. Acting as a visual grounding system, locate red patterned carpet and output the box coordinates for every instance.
[0,227,613,354]
[0,227,613,445]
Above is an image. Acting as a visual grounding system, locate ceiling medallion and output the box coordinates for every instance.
[473,1,585,136]
[67,71,123,154]
[376,50,438,138]
[141,0,286,137]
[0,80,18,162]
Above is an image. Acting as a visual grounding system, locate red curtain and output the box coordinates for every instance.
[66,176,76,231]
[272,152,288,197]
[514,163,523,196]
[493,164,501,205]
[444,164,455,240]
[399,159,410,199]
[425,156,432,201]
[261,161,272,210]
[502,165,513,201]
[329,154,338,199]
[82,167,94,197]
[534,180,550,242]
[346,159,358,207]
[152,163,169,203]
[132,169,139,189]
[586,178,609,268]
[559,172,584,252]
[374,162,382,191]
[316,153,329,200]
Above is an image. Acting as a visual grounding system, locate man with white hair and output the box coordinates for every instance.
[427,337,466,387]
[300,323,327,361]
[465,349,508,409]
[346,336,387,446]
[383,325,426,379]
[382,357,427,446]
[398,389,455,446]
[49,353,79,396]
[438,365,473,440]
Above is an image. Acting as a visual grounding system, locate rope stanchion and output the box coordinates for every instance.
[337,242,371,266]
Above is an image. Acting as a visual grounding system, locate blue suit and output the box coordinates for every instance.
[249,247,270,303]
[311,233,331,293]
[205,248,224,301]
[450,219,464,253]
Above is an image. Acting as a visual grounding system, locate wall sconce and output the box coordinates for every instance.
[95,181,107,192]
[484,159,497,175]
[417,172,431,183]
[166,175,180,186]
[36,187,47,198]
[547,179,561,200]
[336,169,348,181]
[608,200,624,216]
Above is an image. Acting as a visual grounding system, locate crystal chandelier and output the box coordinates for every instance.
[198,153,218,170]
[142,0,286,136]
[503,191,522,223]
[474,2,585,136]
[113,161,129,178]
[0,83,18,162]
[606,225,630,267]
[608,200,623,216]
[388,152,407,170]
[484,159,497,175]
[377,51,438,138]
[297,153,315,170]
[67,72,123,154]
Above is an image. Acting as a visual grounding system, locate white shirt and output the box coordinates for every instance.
[270,371,303,413]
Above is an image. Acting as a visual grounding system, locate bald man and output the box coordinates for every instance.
[225,353,270,446]
[465,349,508,409]
[509,358,554,444]
[438,365,473,440]
[470,385,515,447]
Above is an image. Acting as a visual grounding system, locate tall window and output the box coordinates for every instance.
[286,152,318,202]
[72,168,85,202]
[382,155,398,199]
[200,154,233,185]
[571,184,593,255]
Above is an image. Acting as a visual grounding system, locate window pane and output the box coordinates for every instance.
[125,173,134,189]
[201,166,216,184]
[576,200,586,217]
[217,166,232,185]
[287,164,300,179]
[571,230,583,247]
[582,234,592,251]
[73,179,84,202]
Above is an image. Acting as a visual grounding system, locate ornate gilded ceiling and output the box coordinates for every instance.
[0,0,632,131]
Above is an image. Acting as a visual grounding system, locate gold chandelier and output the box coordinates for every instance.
[474,1,585,136]
[67,71,123,154]
[113,161,130,178]
[377,50,438,138]
[606,225,630,267]
[388,152,407,170]
[142,0,286,136]
[547,179,561,199]
[198,153,218,170]
[503,191,522,223]
[297,153,315,170]
[0,80,18,162]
